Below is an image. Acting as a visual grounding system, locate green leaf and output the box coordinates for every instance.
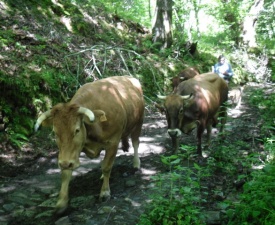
[171,158,181,164]
[193,163,201,170]
[252,210,261,218]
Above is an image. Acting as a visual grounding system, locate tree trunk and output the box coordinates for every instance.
[242,0,264,48]
[152,0,173,49]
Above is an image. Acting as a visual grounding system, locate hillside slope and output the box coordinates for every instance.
[0,0,158,148]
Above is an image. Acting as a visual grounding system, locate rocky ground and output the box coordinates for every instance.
[0,83,273,225]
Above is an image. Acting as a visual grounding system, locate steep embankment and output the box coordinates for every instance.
[0,0,153,151]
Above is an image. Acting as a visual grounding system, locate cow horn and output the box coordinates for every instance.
[157,95,167,100]
[34,110,51,132]
[77,107,95,122]
[180,93,193,100]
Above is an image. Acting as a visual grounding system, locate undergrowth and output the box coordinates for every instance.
[138,89,275,224]
[226,88,275,224]
[138,150,207,225]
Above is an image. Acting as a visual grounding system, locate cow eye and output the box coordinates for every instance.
[179,108,184,114]
[75,128,80,136]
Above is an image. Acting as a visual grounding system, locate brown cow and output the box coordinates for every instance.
[34,76,144,214]
[158,73,228,156]
[171,67,200,92]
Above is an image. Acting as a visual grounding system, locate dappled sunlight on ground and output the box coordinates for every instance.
[1,84,272,225]
[46,168,60,174]
[228,108,245,118]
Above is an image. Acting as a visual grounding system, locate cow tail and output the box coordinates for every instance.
[121,137,130,152]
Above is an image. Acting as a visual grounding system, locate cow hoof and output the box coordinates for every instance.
[99,195,111,202]
[54,200,68,215]
[133,157,140,169]
[54,205,68,215]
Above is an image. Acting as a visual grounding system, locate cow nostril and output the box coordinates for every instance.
[59,161,74,169]
[168,131,177,137]
[68,162,74,169]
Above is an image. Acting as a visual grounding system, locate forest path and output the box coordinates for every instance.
[0,82,273,225]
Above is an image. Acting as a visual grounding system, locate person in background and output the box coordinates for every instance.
[213,55,234,83]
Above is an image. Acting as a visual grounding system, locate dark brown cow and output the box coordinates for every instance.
[158,73,228,156]
[35,76,144,214]
[171,67,200,92]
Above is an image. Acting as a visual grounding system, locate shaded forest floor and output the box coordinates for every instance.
[0,83,273,225]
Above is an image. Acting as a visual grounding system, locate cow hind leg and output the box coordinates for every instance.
[121,137,130,152]
[171,136,179,154]
[130,126,141,169]
[196,125,205,156]
[206,122,212,148]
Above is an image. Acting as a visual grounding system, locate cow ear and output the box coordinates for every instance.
[42,117,53,127]
[92,110,107,122]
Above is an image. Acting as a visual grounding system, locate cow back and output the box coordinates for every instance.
[176,73,228,116]
[71,76,144,139]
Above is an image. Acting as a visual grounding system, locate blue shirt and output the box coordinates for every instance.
[214,62,234,80]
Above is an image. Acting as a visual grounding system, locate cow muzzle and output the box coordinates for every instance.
[58,160,79,170]
[168,128,182,137]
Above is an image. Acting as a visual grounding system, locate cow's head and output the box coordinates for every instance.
[157,93,199,137]
[35,103,107,170]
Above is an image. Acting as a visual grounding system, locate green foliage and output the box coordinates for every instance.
[256,0,275,55]
[102,0,151,27]
[249,89,275,135]
[0,0,273,158]
[138,152,207,225]
[225,87,275,224]
[228,164,275,225]
[249,89,275,161]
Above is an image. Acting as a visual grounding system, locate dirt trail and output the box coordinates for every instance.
[0,83,271,225]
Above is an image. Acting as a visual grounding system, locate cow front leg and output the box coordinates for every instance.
[171,136,179,154]
[99,145,118,202]
[206,122,212,148]
[55,169,72,214]
[196,125,204,156]
[168,128,181,154]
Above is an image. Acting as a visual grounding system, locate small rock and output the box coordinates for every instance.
[97,206,116,214]
[125,180,136,187]
[203,211,220,224]
[114,215,124,221]
[70,196,95,208]
[2,203,16,212]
